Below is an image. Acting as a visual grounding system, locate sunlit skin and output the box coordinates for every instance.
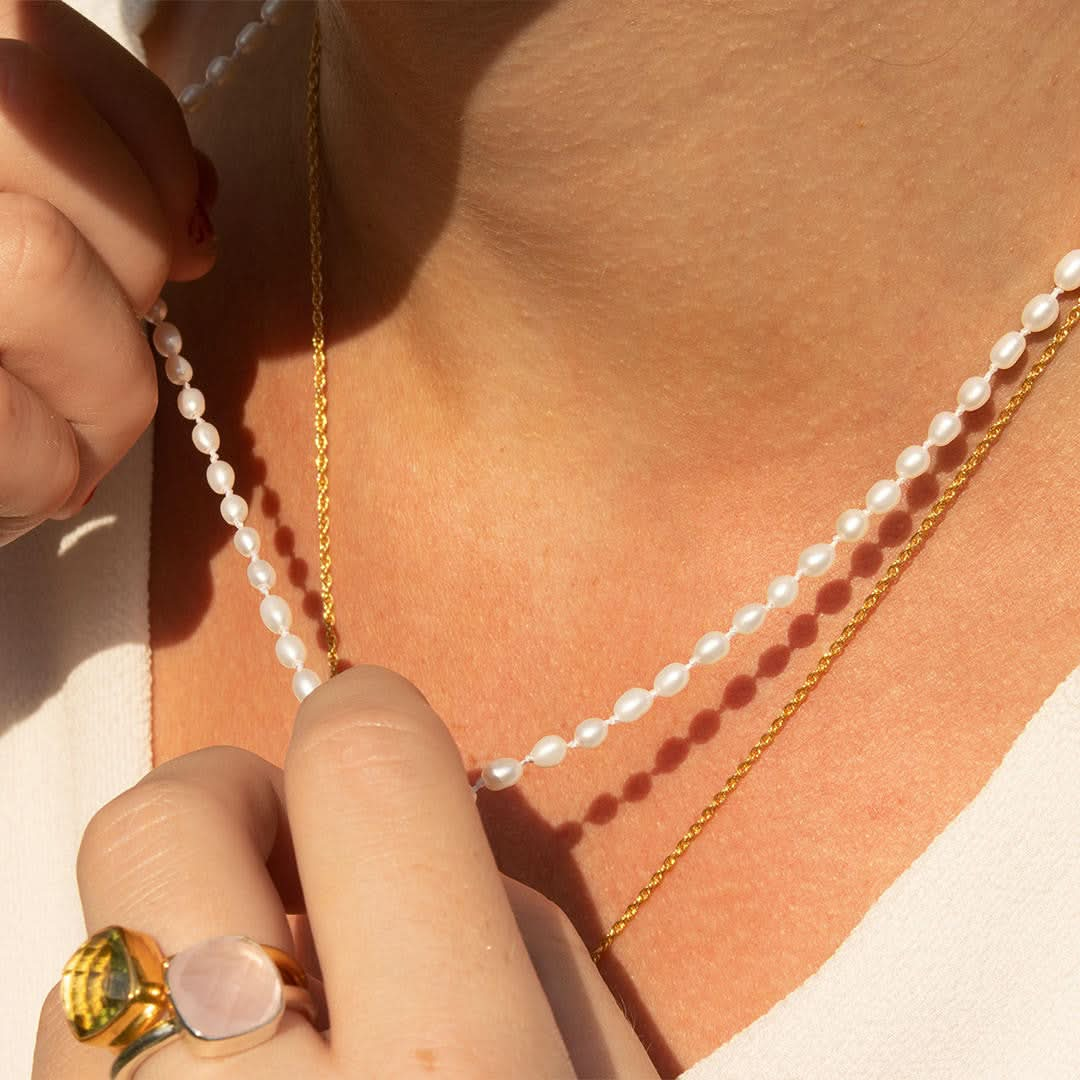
[141,2,1080,1072]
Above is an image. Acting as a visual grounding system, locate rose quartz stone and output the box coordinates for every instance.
[166,936,283,1040]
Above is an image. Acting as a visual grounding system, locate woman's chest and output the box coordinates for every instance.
[147,334,1079,1073]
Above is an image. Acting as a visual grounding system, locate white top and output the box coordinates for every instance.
[1,6,1077,1078]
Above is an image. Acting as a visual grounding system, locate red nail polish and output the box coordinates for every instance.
[187,198,215,248]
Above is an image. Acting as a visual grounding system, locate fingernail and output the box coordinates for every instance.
[187,198,215,250]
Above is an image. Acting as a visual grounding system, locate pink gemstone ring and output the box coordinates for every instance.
[60,926,316,1079]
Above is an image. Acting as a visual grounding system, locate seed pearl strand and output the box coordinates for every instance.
[146,300,322,703]
[152,12,1079,787]
[474,249,1080,792]
[176,0,290,116]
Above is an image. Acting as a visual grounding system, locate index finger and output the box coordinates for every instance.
[0,0,212,284]
[285,666,574,1076]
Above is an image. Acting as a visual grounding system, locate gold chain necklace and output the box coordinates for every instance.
[590,297,1080,961]
[301,15,1080,964]
[306,15,339,677]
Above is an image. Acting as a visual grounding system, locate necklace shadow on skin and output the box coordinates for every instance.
[149,289,1016,1076]
[403,407,999,1076]
[129,7,1043,1070]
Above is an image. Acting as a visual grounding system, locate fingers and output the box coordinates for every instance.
[70,746,328,1078]
[0,365,78,534]
[0,36,175,314]
[0,0,215,284]
[32,990,318,1080]
[285,666,574,1076]
[0,193,157,529]
[503,879,659,1078]
[78,747,294,958]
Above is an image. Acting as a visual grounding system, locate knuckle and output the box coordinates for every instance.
[290,704,433,780]
[76,775,211,889]
[0,193,84,295]
[288,667,454,789]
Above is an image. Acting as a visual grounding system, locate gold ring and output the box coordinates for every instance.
[61,926,316,1078]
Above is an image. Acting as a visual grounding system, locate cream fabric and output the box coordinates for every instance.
[1,432,153,1080]
[1,3,1077,1078]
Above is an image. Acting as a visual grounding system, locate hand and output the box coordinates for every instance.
[0,0,214,545]
[32,665,658,1078]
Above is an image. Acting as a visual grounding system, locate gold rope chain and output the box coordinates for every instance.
[307,14,339,676]
[303,11,1079,962]
[591,297,1080,963]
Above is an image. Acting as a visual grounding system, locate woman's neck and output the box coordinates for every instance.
[317,0,1077,449]
[147,0,1078,478]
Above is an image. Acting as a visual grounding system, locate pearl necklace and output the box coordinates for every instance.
[143,2,1080,796]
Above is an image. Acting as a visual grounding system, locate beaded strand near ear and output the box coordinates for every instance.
[177,0,291,116]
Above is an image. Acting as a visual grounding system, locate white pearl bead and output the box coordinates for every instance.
[292,667,321,702]
[530,735,568,768]
[835,509,868,544]
[895,444,930,480]
[178,83,208,112]
[177,387,205,420]
[206,460,235,495]
[482,758,523,791]
[233,526,260,558]
[1054,250,1080,292]
[766,574,799,608]
[732,602,767,635]
[613,687,653,724]
[956,375,991,412]
[165,355,193,386]
[275,632,306,669]
[574,718,608,748]
[205,55,232,87]
[653,662,690,697]
[235,20,267,54]
[797,542,835,577]
[1021,292,1059,332]
[247,558,276,590]
[191,421,220,455]
[989,331,1026,370]
[927,410,962,446]
[259,595,292,634]
[152,322,182,356]
[220,493,248,526]
[146,298,167,324]
[692,630,730,665]
[260,0,288,23]
[865,479,901,515]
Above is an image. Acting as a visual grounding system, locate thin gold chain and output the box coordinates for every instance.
[591,296,1080,963]
[302,9,1077,963]
[306,13,339,677]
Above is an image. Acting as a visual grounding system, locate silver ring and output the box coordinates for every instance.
[110,1019,182,1080]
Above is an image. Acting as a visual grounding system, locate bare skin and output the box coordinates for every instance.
[144,2,1080,1073]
